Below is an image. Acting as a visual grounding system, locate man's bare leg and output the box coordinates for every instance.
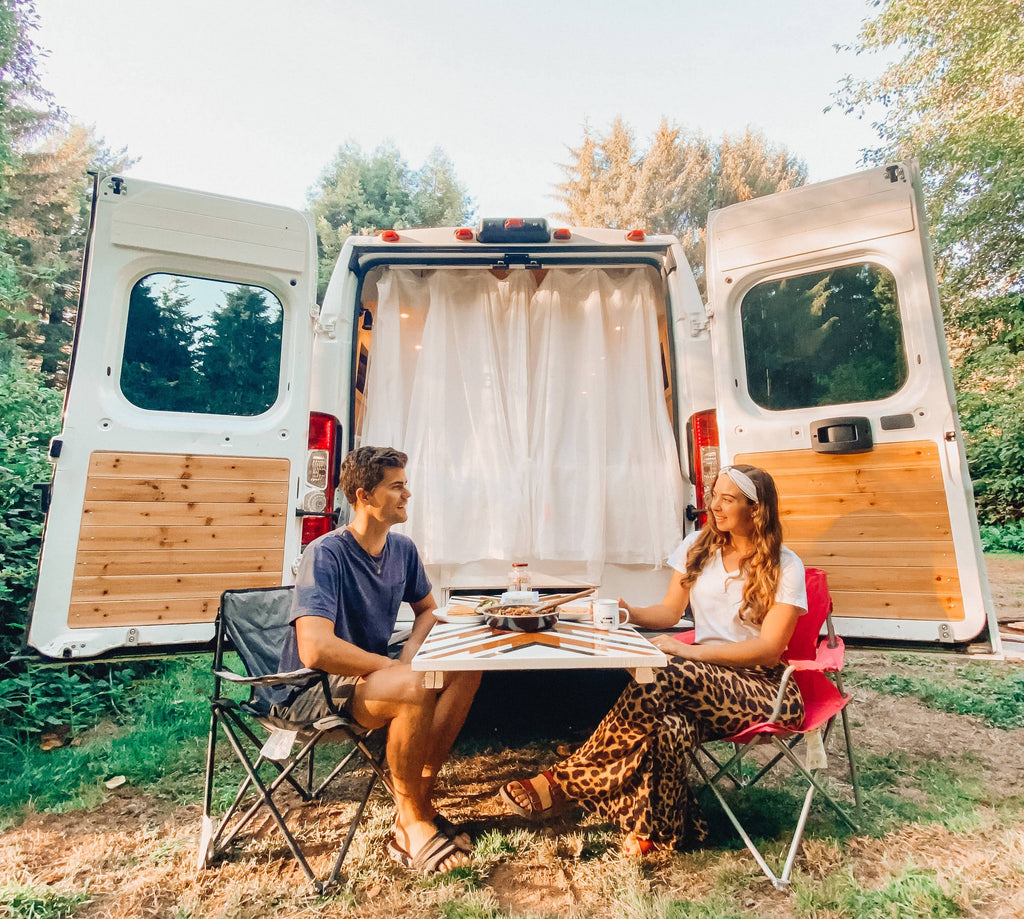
[419,670,481,800]
[350,664,471,870]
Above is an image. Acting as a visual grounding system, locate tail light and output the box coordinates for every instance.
[687,410,720,528]
[301,412,341,546]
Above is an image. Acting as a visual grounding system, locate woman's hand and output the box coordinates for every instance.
[648,633,692,658]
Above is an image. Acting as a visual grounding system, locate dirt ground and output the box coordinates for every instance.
[4,556,1024,918]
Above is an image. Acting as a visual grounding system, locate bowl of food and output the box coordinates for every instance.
[479,601,559,633]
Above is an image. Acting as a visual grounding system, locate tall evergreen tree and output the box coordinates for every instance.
[198,286,283,416]
[309,141,472,297]
[554,119,806,290]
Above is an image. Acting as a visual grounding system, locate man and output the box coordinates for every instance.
[275,446,481,874]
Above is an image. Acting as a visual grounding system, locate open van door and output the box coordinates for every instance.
[27,176,317,660]
[706,161,998,649]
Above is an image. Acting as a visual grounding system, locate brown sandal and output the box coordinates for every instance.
[498,770,567,820]
[386,830,470,875]
[622,832,668,856]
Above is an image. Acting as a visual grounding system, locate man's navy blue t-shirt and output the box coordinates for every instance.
[277,527,431,678]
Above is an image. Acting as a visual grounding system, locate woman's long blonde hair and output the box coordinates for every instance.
[681,465,784,627]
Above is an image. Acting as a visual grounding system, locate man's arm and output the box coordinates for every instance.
[398,593,438,663]
[294,615,398,676]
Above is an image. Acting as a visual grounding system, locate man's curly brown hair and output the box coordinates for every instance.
[340,446,408,506]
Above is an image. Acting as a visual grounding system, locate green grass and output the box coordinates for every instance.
[854,750,991,835]
[1,656,217,816]
[792,867,963,918]
[0,882,90,919]
[846,654,1024,730]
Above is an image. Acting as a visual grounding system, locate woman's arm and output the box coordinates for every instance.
[648,600,802,668]
[622,572,691,630]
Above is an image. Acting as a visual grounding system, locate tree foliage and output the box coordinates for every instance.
[835,0,1024,523]
[1,125,130,385]
[0,342,61,660]
[308,142,472,296]
[554,118,807,288]
[0,0,50,169]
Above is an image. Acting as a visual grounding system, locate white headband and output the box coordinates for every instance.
[722,467,758,503]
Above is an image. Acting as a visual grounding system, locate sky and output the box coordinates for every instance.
[32,0,890,220]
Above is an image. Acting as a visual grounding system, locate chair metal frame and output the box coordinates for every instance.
[685,567,862,890]
[198,586,394,892]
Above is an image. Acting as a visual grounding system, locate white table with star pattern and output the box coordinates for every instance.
[411,615,668,688]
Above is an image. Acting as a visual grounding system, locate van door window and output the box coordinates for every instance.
[740,262,908,411]
[120,273,283,415]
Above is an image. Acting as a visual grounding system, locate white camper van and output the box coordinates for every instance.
[25,160,999,661]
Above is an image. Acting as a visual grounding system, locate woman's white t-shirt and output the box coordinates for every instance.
[667,531,807,645]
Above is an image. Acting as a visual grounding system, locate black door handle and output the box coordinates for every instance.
[810,416,873,454]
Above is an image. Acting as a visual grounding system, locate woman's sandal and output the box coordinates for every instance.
[622,832,669,857]
[386,830,470,875]
[498,770,567,820]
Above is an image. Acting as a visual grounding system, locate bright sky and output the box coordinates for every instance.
[33,0,888,220]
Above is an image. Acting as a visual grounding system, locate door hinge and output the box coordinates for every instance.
[885,164,906,184]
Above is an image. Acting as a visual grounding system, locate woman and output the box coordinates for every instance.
[498,465,807,854]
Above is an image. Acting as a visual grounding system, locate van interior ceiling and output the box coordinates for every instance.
[349,264,686,585]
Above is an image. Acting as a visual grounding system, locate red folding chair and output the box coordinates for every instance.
[681,567,862,889]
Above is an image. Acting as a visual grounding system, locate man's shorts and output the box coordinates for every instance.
[267,673,361,726]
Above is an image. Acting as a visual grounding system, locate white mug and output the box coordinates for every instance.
[592,599,630,630]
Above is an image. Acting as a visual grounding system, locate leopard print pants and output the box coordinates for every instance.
[547,658,804,848]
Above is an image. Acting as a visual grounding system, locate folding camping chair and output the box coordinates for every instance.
[198,586,394,892]
[684,567,862,890]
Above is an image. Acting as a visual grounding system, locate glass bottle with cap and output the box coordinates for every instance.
[508,562,531,592]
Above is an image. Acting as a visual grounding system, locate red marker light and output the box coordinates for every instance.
[380,229,400,242]
[552,228,572,240]
[625,229,646,242]
[504,218,525,229]
[454,228,474,241]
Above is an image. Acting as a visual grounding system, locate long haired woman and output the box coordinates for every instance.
[499,465,807,854]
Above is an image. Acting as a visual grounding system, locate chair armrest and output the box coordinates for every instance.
[213,667,322,687]
[787,639,845,673]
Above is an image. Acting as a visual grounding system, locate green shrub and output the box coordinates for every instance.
[0,347,62,661]
[979,521,1024,553]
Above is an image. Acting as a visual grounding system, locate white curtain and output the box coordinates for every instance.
[360,266,685,567]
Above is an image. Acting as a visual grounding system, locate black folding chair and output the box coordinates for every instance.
[198,586,393,892]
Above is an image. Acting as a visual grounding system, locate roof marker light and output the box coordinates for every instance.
[380,229,400,242]
[504,218,525,229]
[552,228,572,240]
[625,229,646,242]
[454,228,474,241]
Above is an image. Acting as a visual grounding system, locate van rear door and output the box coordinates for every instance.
[705,161,997,648]
[27,176,317,660]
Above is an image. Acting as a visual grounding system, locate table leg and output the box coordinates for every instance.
[631,667,655,684]
[423,671,445,690]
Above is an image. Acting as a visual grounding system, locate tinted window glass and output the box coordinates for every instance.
[741,263,908,411]
[120,273,283,415]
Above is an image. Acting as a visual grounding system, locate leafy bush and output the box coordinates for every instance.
[0,344,62,660]
[0,346,143,743]
[979,521,1024,553]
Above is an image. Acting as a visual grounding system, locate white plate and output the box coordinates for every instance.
[557,604,592,621]
[433,605,485,624]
